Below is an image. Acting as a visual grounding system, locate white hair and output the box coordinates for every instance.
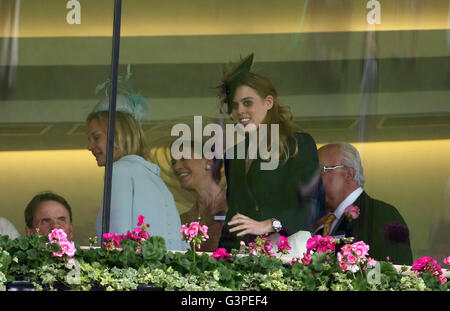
[336,142,365,187]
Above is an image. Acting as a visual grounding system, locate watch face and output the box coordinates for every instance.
[273,220,282,230]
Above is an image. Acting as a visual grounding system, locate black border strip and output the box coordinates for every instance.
[101,0,122,247]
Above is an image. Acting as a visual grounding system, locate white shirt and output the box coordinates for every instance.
[314,187,363,235]
[0,217,21,239]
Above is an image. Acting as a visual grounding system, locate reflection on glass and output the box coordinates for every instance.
[0,1,447,264]
[0,0,116,246]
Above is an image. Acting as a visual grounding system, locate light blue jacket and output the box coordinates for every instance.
[96,155,188,251]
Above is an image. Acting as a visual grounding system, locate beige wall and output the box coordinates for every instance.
[0,150,103,245]
[321,140,450,258]
[5,0,449,38]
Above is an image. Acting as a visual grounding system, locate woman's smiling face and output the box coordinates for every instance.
[171,156,210,191]
[230,85,273,131]
[87,119,108,166]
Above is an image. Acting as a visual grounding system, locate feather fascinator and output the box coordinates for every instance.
[218,53,254,114]
[92,64,149,123]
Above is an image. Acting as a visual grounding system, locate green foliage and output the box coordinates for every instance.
[0,233,448,291]
[290,262,316,290]
[0,234,65,282]
[141,236,166,263]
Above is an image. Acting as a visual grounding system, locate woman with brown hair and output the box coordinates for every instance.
[87,92,188,251]
[218,54,323,251]
[171,138,227,252]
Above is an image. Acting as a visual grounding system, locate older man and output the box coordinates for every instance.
[24,191,74,240]
[315,143,412,265]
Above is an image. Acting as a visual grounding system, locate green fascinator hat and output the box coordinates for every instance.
[218,53,254,114]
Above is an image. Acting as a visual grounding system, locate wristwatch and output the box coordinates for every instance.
[271,218,282,233]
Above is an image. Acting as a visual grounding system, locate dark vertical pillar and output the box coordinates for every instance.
[101,0,122,247]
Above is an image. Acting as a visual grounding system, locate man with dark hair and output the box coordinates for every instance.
[24,191,73,240]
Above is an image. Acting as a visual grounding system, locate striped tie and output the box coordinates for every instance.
[322,214,337,237]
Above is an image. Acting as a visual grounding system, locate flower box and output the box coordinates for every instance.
[1,218,448,291]
[4,280,163,291]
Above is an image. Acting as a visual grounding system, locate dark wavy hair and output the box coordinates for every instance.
[24,191,73,228]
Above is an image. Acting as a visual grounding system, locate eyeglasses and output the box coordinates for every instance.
[320,165,347,175]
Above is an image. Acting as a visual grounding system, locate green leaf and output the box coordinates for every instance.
[141,236,167,263]
[310,252,327,272]
[0,250,12,273]
[217,265,234,282]
[353,273,367,291]
[0,235,9,247]
[16,238,29,251]
[303,271,316,290]
[26,249,40,261]
[419,272,443,290]
[117,240,140,267]
[291,262,305,280]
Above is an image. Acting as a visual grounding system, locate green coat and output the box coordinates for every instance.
[219,132,322,251]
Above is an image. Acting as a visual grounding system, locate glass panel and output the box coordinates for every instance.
[115,0,448,259]
[5,0,447,263]
[0,0,115,245]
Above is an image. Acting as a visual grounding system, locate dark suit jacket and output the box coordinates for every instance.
[318,191,413,265]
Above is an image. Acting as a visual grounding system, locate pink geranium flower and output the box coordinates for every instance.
[339,260,348,271]
[301,252,312,265]
[411,256,446,284]
[58,240,76,257]
[48,229,67,241]
[102,215,151,251]
[306,238,318,253]
[306,235,336,254]
[368,257,377,267]
[347,254,358,265]
[212,248,231,261]
[300,235,337,266]
[344,205,360,221]
[276,236,291,255]
[180,221,209,249]
[411,256,442,276]
[240,235,275,258]
[336,241,372,273]
[47,229,76,259]
[444,256,450,265]
[352,241,370,258]
[137,215,145,227]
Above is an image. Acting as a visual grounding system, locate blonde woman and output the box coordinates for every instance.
[87,94,188,251]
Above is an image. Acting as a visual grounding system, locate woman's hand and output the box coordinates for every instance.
[228,213,273,236]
